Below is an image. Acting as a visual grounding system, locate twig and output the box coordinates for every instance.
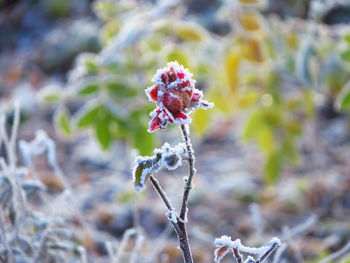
[233,247,243,263]
[149,175,183,236]
[149,176,173,211]
[256,241,280,263]
[0,107,27,240]
[282,215,317,241]
[179,124,195,222]
[249,203,264,242]
[272,243,288,263]
[9,101,20,169]
[176,124,195,263]
[114,228,136,263]
[77,246,88,263]
[130,232,145,263]
[318,241,350,263]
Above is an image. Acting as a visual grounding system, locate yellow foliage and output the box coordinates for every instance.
[238,91,259,108]
[174,22,206,42]
[239,0,259,3]
[241,37,266,63]
[239,13,262,32]
[192,108,211,136]
[286,32,299,49]
[225,49,241,93]
[210,89,235,113]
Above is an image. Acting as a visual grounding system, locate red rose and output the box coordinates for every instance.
[146,61,213,132]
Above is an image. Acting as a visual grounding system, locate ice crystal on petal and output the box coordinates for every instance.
[145,61,213,132]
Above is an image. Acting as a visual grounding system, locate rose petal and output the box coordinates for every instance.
[174,112,188,120]
[177,72,185,79]
[146,85,159,102]
[191,91,202,102]
[149,85,158,102]
[149,116,161,132]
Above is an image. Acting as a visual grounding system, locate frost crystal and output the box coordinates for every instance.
[215,235,233,247]
[146,61,214,132]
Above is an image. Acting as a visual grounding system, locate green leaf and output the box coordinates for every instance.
[257,125,274,154]
[54,107,72,137]
[105,80,137,97]
[242,111,263,140]
[174,22,206,41]
[281,138,299,164]
[264,151,282,185]
[39,86,62,104]
[84,59,98,72]
[128,110,155,155]
[341,49,350,62]
[78,83,99,96]
[167,49,190,69]
[286,120,302,136]
[133,156,160,191]
[132,125,155,156]
[336,81,350,111]
[345,33,350,43]
[95,117,111,150]
[76,104,102,128]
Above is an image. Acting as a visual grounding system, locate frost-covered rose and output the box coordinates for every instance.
[146,61,213,132]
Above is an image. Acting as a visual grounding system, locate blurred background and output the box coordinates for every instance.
[1,0,350,262]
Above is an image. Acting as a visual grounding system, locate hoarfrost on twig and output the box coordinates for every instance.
[214,236,281,263]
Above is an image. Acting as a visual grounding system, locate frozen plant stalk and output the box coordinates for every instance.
[132,61,213,263]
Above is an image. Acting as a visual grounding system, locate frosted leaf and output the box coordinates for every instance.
[19,129,57,169]
[214,236,233,263]
[132,142,186,191]
[38,84,63,104]
[132,155,161,192]
[214,246,231,263]
[154,143,186,170]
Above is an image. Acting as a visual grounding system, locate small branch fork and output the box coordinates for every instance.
[148,124,195,263]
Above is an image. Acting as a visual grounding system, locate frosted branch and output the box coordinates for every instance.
[214,236,281,263]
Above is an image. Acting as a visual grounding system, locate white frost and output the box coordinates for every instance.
[165,210,178,224]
